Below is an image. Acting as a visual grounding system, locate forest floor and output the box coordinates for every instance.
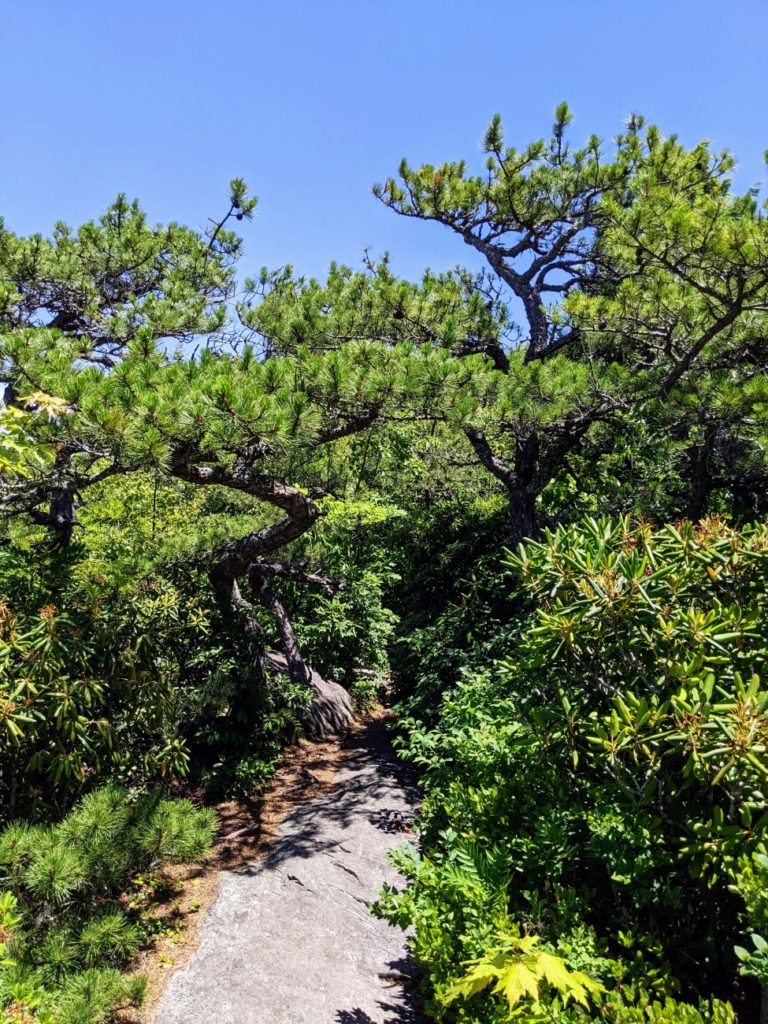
[125,710,421,1024]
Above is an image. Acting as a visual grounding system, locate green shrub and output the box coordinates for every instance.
[290,498,403,688]
[380,516,768,1021]
[0,786,214,1022]
[0,542,209,817]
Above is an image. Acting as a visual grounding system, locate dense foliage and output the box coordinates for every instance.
[1,108,767,1020]
[0,787,214,1022]
[377,515,768,1020]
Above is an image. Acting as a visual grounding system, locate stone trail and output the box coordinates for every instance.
[155,718,421,1024]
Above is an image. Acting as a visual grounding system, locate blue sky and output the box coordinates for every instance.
[1,1,766,284]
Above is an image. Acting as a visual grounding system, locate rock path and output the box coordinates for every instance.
[155,719,421,1024]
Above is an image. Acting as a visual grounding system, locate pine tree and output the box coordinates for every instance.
[0,184,495,717]
[372,107,768,536]
[0,786,212,1021]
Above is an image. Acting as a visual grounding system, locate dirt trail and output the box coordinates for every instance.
[153,717,421,1024]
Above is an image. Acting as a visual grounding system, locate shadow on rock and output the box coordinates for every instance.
[232,718,419,873]
[368,807,416,834]
[334,954,424,1024]
[336,1005,422,1024]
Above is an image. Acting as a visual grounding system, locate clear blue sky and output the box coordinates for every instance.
[1,1,766,284]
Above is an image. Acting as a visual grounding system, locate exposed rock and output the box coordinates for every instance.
[154,717,421,1024]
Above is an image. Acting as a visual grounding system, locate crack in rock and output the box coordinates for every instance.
[331,859,363,883]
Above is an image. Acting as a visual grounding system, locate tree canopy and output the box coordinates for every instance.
[1,109,768,1024]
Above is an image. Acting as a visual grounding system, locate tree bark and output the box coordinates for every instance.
[464,426,540,544]
[248,570,353,738]
[249,573,311,688]
[170,455,324,580]
[28,487,78,545]
[506,488,538,546]
[683,425,717,521]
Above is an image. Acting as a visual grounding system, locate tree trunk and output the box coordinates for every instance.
[29,486,78,546]
[683,425,717,521]
[249,572,353,738]
[249,574,311,688]
[49,488,76,546]
[463,427,541,546]
[506,487,538,547]
[208,567,274,726]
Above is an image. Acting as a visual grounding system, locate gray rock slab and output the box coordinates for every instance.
[155,719,421,1024]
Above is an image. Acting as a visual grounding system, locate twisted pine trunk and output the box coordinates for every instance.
[249,575,311,689]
